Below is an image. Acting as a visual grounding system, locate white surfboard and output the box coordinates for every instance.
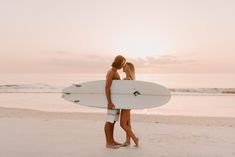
[62,80,171,109]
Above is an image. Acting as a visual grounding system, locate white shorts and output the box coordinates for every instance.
[106,109,120,123]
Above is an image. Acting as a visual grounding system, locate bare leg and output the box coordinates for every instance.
[104,122,119,149]
[110,121,121,145]
[123,110,131,145]
[121,110,139,146]
[110,121,114,142]
[121,123,138,146]
[104,122,111,144]
[125,116,131,144]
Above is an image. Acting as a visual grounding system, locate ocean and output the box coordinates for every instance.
[0,73,235,117]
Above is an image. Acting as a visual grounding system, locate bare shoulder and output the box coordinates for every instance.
[106,69,114,79]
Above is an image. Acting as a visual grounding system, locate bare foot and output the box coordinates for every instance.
[134,138,139,147]
[120,142,130,147]
[106,144,120,149]
[114,141,122,146]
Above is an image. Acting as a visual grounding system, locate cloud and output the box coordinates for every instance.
[42,53,198,73]
[42,53,114,73]
[129,55,198,68]
[40,50,72,55]
[148,55,197,65]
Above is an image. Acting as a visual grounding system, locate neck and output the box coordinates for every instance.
[112,67,117,72]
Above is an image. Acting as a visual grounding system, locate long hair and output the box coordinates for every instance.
[126,62,135,80]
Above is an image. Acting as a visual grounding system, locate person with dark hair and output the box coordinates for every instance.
[104,55,126,149]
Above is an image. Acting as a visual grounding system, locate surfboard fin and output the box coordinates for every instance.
[73,84,82,87]
[74,100,80,103]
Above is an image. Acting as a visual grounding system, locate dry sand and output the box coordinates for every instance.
[1,107,235,157]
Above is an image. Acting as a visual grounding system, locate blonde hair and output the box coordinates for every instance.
[111,55,126,68]
[126,62,135,80]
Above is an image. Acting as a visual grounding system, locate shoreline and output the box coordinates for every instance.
[1,106,235,128]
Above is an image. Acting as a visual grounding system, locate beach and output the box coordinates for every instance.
[1,73,235,156]
[1,0,235,155]
[1,107,235,157]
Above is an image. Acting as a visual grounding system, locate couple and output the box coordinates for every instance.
[104,55,139,149]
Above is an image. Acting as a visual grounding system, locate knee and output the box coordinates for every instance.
[104,122,110,131]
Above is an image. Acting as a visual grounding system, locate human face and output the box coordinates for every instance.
[123,64,129,73]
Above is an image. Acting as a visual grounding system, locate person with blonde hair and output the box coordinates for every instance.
[104,55,126,149]
[120,62,139,147]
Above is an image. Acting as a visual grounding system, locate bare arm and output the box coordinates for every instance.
[105,71,115,109]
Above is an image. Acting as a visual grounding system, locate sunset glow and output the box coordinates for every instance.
[0,0,235,73]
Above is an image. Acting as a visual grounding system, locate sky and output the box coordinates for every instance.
[0,0,235,73]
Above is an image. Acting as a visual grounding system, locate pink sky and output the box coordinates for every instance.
[0,0,235,73]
